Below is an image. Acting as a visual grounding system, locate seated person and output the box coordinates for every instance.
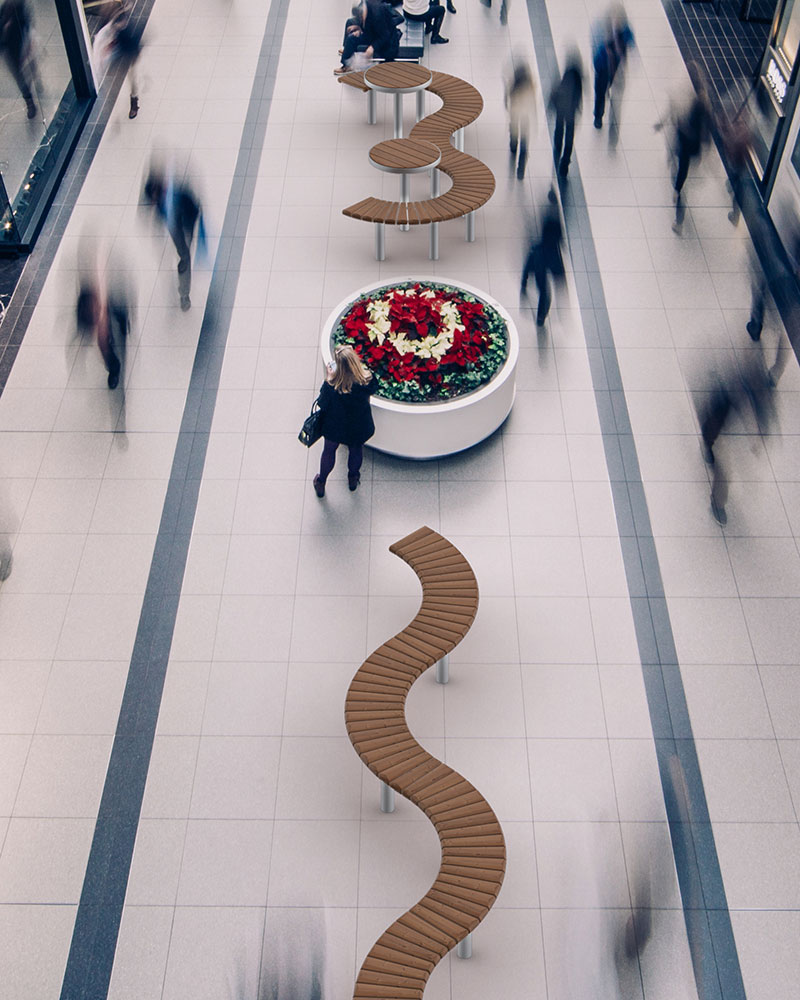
[403,0,448,43]
[335,0,401,74]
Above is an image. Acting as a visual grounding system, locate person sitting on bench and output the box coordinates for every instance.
[403,0,448,44]
[335,0,401,74]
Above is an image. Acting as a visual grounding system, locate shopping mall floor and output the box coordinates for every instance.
[0,0,799,997]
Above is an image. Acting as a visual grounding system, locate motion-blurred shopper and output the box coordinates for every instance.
[142,164,204,311]
[334,0,401,74]
[95,2,144,119]
[76,275,130,391]
[521,190,565,327]
[505,60,536,181]
[549,51,583,178]
[666,63,711,233]
[0,0,37,120]
[720,111,752,226]
[698,356,777,524]
[402,0,449,45]
[592,6,634,131]
[313,345,376,498]
[479,0,508,26]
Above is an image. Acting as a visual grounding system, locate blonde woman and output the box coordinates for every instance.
[313,345,376,498]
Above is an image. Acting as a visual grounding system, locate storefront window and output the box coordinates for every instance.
[775,0,800,64]
[0,0,94,253]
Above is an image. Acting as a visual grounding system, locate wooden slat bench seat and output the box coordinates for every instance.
[341,71,495,260]
[345,526,506,1000]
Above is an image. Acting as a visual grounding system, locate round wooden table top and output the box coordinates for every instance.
[364,62,432,93]
[368,138,441,173]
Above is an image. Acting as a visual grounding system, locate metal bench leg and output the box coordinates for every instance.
[393,93,403,138]
[456,934,472,959]
[435,654,449,684]
[416,89,425,121]
[401,173,410,232]
[380,781,395,813]
[455,128,465,152]
[367,89,377,125]
[375,222,385,261]
[429,221,439,261]
[466,212,475,243]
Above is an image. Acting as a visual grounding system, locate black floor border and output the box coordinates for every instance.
[525,3,747,1000]
[57,1,291,997]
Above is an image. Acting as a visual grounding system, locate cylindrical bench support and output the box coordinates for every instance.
[380,781,395,813]
[455,128,465,152]
[416,89,425,121]
[435,654,449,684]
[466,212,475,243]
[401,173,410,232]
[367,89,377,125]
[429,221,439,261]
[375,222,385,261]
[456,933,472,959]
[393,93,403,138]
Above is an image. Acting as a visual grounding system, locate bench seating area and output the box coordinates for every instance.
[345,526,506,1000]
[339,71,495,260]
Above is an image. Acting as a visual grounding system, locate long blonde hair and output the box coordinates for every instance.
[329,344,372,393]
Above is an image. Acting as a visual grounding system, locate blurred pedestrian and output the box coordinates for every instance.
[313,345,376,498]
[719,110,752,226]
[521,189,565,327]
[592,6,634,132]
[95,2,144,119]
[479,0,508,26]
[549,51,583,178]
[76,274,130,391]
[505,60,536,181]
[698,355,776,524]
[142,164,204,311]
[0,0,37,120]
[668,63,711,233]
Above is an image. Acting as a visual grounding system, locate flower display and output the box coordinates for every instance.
[332,281,509,402]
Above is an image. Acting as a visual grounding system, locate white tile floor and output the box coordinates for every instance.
[0,0,799,997]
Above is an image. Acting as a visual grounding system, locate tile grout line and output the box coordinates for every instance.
[525,1,747,998]
[57,1,291,997]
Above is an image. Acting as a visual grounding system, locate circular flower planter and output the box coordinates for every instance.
[320,277,519,460]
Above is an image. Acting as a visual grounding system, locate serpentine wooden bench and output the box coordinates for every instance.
[345,526,506,1000]
[339,71,495,261]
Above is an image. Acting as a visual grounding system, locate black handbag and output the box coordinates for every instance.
[298,396,323,447]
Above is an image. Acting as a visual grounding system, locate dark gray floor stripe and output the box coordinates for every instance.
[524,3,747,999]
[58,2,290,997]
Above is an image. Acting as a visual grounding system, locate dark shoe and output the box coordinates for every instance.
[594,117,602,129]
[431,34,449,43]
[313,475,325,498]
[710,498,727,526]
[516,165,525,180]
[447,0,457,10]
[26,98,37,120]
[746,320,762,342]
[0,551,12,582]
[348,473,361,492]
[177,258,189,275]
[558,159,569,177]
[129,96,139,119]
[108,370,119,390]
[701,441,714,465]
[180,295,191,311]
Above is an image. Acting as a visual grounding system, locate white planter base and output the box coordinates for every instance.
[321,277,520,460]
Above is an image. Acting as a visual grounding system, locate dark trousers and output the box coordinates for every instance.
[674,137,697,195]
[318,438,364,482]
[405,4,445,37]
[521,248,551,325]
[594,67,609,123]
[553,113,575,169]
[341,17,362,62]
[3,52,33,104]
[168,220,194,299]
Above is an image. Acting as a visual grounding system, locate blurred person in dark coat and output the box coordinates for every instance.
[334,0,401,74]
[76,274,130,391]
[521,190,565,327]
[142,164,204,311]
[549,51,583,178]
[505,60,537,181]
[0,0,37,119]
[313,345,376,497]
[592,6,634,132]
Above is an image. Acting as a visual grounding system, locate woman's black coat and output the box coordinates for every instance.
[318,379,376,447]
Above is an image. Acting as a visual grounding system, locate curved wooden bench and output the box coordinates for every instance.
[341,72,495,260]
[346,526,505,1000]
